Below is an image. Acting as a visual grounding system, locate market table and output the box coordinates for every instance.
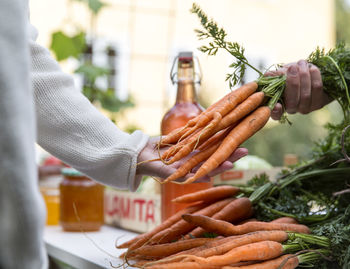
[44,225,138,269]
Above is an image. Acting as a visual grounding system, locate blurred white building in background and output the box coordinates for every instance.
[29,0,335,135]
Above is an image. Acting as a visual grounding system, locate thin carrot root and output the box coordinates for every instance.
[161,128,204,161]
[166,112,222,165]
[162,143,220,184]
[137,158,161,166]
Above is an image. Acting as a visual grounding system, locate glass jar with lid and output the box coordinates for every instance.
[59,168,104,232]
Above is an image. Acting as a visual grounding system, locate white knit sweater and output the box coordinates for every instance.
[30,26,149,191]
[0,1,149,268]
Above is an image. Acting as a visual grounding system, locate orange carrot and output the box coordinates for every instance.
[146,261,256,269]
[184,197,252,239]
[182,215,311,235]
[185,231,288,259]
[119,203,205,250]
[197,126,234,151]
[184,106,271,184]
[176,91,264,162]
[237,218,258,225]
[161,128,203,160]
[129,238,215,257]
[148,241,284,268]
[222,254,299,269]
[172,186,240,204]
[146,263,222,269]
[185,82,258,133]
[166,112,222,164]
[145,236,241,266]
[216,91,265,131]
[159,82,258,148]
[158,126,191,147]
[162,142,220,183]
[163,92,264,164]
[149,198,234,244]
[270,217,299,224]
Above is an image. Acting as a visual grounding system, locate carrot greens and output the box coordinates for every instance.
[191,3,350,122]
[191,3,350,268]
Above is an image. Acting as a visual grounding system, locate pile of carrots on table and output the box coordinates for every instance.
[117,186,327,269]
[156,81,270,184]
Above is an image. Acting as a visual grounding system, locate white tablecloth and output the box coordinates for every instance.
[44,226,139,269]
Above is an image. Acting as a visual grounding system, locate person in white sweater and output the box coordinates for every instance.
[0,1,251,268]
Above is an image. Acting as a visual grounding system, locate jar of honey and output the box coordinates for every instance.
[59,168,104,232]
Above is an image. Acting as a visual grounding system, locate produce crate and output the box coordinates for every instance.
[213,167,282,185]
[104,188,161,233]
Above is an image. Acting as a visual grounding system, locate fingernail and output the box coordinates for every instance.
[288,65,298,76]
[298,59,307,66]
[272,106,279,113]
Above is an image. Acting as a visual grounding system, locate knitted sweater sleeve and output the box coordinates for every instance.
[30,27,149,191]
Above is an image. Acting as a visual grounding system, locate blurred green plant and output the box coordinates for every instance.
[49,0,135,117]
[243,102,343,166]
[336,0,350,44]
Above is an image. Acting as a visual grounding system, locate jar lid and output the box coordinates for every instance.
[61,167,84,177]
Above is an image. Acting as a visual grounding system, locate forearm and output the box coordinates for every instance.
[30,38,148,190]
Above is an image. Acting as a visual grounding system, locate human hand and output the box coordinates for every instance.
[136,136,248,183]
[265,60,332,120]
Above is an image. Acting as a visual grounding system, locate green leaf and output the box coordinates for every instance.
[74,0,107,14]
[98,89,134,113]
[50,31,86,61]
[75,63,110,84]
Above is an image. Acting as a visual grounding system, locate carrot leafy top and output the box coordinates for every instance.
[191,3,350,124]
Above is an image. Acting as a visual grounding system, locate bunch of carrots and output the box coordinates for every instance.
[117,186,330,269]
[156,82,271,184]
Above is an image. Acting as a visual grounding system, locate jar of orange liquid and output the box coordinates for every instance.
[41,187,60,225]
[59,168,104,232]
[160,52,213,222]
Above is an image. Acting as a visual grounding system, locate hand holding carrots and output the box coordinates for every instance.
[265,60,332,120]
[136,136,248,183]
[138,82,270,184]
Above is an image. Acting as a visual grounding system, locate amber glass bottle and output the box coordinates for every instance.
[160,52,213,222]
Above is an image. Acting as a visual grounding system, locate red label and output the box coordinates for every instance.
[220,170,244,181]
[105,194,156,224]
